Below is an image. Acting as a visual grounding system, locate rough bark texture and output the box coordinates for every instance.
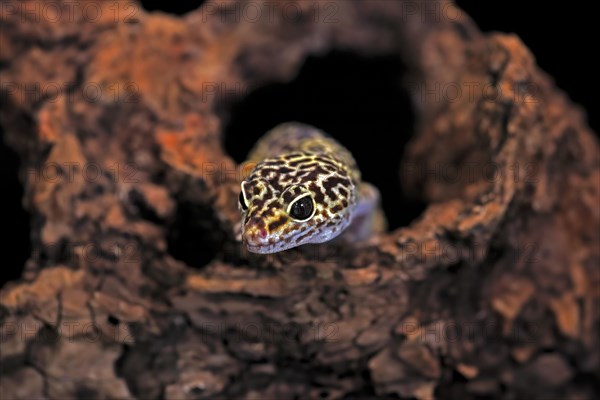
[1,1,599,399]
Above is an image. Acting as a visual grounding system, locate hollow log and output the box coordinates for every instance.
[1,1,598,399]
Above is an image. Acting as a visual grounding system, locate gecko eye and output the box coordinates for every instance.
[239,190,248,211]
[288,195,315,221]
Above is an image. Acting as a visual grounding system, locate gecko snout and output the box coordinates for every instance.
[242,218,269,246]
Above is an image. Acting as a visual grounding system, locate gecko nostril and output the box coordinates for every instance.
[259,228,267,238]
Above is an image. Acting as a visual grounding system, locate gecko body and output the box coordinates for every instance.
[239,122,383,254]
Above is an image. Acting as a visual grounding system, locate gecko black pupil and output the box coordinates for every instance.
[290,196,313,220]
[239,191,248,210]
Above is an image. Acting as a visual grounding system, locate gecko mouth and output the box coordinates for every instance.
[242,232,282,254]
[243,226,341,254]
[243,229,303,254]
[245,242,282,254]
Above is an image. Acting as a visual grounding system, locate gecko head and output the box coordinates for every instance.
[238,156,356,254]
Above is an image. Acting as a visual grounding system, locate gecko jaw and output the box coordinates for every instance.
[242,232,291,254]
[242,218,304,254]
[245,242,283,254]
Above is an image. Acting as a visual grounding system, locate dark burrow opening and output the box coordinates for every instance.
[224,50,427,231]
[167,200,227,269]
[0,127,31,287]
[166,50,427,270]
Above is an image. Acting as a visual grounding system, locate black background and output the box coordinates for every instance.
[1,1,597,286]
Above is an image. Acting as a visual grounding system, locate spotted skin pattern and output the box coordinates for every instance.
[239,122,382,254]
